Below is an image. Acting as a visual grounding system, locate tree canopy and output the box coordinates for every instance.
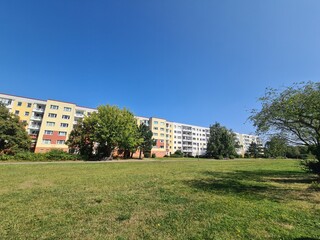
[247,141,264,158]
[0,103,31,154]
[137,123,155,159]
[67,105,142,160]
[250,82,320,174]
[264,136,287,158]
[206,122,238,159]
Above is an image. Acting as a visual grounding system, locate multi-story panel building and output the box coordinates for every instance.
[1,93,262,157]
[235,133,263,156]
[0,93,96,153]
[172,123,209,156]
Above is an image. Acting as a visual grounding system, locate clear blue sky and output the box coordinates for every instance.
[1,0,319,134]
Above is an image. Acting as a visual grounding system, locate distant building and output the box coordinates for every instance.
[1,92,261,157]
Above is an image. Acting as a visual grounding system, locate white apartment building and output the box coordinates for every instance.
[235,133,263,156]
[172,122,209,157]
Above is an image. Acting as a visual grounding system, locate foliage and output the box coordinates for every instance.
[170,150,184,158]
[250,82,320,174]
[67,118,96,159]
[206,122,238,159]
[67,105,142,160]
[151,153,156,158]
[0,149,81,161]
[285,145,301,159]
[301,159,320,176]
[137,123,155,159]
[247,142,264,158]
[0,103,31,154]
[264,136,287,158]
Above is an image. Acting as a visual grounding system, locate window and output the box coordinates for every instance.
[160,140,164,143]
[44,130,53,135]
[50,105,59,110]
[27,103,32,108]
[15,110,19,115]
[58,131,67,136]
[154,133,158,136]
[46,121,55,127]
[48,113,57,118]
[24,111,29,116]
[160,122,164,126]
[57,140,65,145]
[60,123,69,128]
[154,121,158,124]
[62,115,70,119]
[64,107,72,112]
[153,127,158,130]
[160,133,164,137]
[17,102,22,106]
[42,139,51,144]
[160,128,164,131]
[160,146,164,149]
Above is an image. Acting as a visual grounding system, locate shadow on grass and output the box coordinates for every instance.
[184,170,318,202]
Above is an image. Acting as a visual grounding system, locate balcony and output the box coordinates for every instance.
[75,113,84,117]
[28,125,41,130]
[30,115,43,121]
[33,107,45,113]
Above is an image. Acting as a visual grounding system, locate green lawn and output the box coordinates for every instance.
[0,159,319,239]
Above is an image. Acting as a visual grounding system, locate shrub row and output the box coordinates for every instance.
[0,149,82,161]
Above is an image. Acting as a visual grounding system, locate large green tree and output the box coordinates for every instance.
[0,103,31,154]
[250,82,320,174]
[247,141,264,158]
[264,136,287,158]
[67,117,97,159]
[137,123,155,159]
[68,105,141,160]
[206,122,238,159]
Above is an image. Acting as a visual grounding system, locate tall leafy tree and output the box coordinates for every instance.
[247,141,264,158]
[265,136,287,158]
[0,103,31,154]
[206,122,238,159]
[250,82,320,174]
[137,123,155,159]
[67,117,97,159]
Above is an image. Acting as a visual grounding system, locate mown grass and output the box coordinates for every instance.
[0,159,319,239]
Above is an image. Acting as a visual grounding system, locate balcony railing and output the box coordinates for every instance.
[29,125,40,130]
[33,108,45,112]
[30,115,42,121]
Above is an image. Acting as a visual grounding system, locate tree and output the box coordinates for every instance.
[137,123,155,159]
[250,82,320,175]
[67,117,97,159]
[247,141,263,158]
[67,105,142,160]
[206,122,238,159]
[265,136,287,158]
[0,103,31,154]
[285,146,301,159]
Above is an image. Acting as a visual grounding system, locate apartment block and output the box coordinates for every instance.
[1,93,262,157]
[235,133,263,156]
[0,93,96,153]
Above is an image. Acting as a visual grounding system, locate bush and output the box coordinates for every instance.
[44,149,78,161]
[0,149,82,161]
[151,153,156,158]
[144,152,150,158]
[301,159,320,176]
[309,181,320,191]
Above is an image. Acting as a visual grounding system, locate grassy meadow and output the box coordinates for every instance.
[0,159,319,239]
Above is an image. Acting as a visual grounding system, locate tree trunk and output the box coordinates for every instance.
[139,149,142,159]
